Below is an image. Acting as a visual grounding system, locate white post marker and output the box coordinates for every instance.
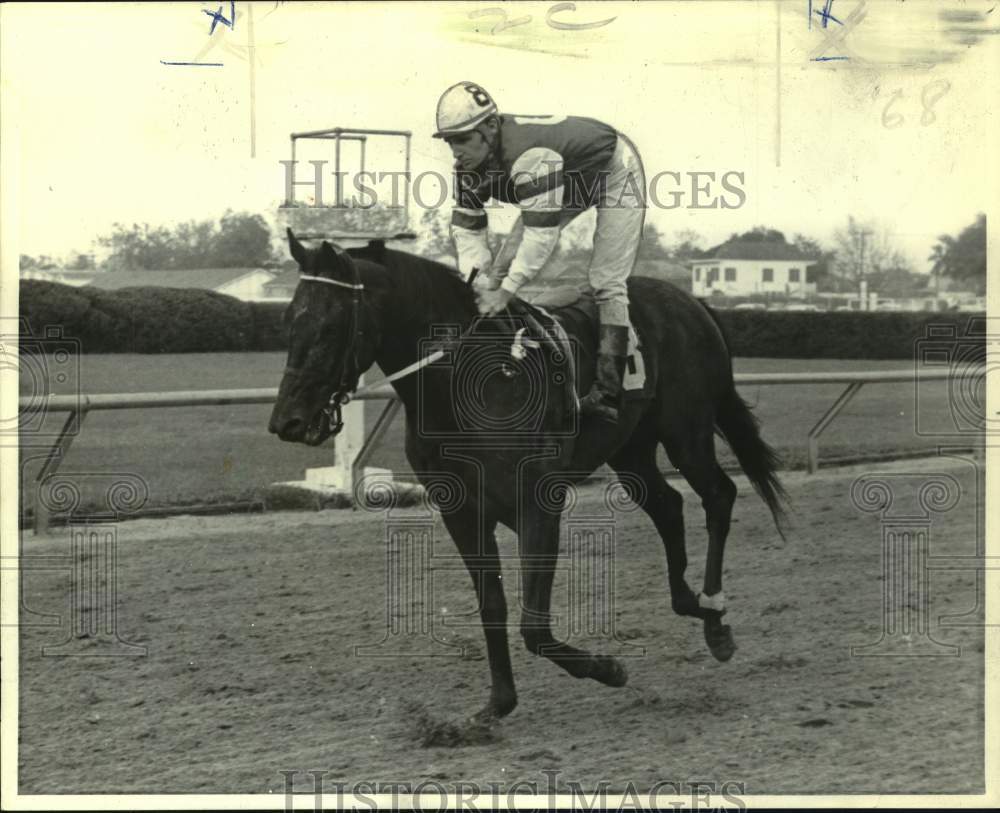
[300,375,368,492]
[332,377,367,492]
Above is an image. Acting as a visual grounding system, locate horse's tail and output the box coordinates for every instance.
[697,298,734,373]
[698,297,788,537]
[715,386,790,540]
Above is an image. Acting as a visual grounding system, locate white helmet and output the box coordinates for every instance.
[433,81,498,139]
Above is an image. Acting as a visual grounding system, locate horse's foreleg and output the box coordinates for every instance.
[518,510,628,688]
[441,510,518,719]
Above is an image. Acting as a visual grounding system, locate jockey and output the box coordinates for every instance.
[433,81,647,424]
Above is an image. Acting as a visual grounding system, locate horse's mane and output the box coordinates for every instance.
[348,244,477,324]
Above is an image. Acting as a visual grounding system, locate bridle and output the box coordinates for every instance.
[282,262,557,440]
[282,267,365,437]
[286,261,469,438]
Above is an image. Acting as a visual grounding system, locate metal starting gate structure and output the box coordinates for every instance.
[281,126,417,243]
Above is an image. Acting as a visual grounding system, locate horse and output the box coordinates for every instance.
[269,229,788,722]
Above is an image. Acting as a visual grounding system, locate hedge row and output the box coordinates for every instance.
[20,280,985,359]
[714,309,987,361]
[20,280,288,353]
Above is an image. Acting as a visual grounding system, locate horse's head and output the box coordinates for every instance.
[268,229,380,446]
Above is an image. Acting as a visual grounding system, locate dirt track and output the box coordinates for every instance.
[18,457,984,795]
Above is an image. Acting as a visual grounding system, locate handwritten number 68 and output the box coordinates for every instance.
[469,2,617,35]
[920,80,951,125]
[882,81,951,129]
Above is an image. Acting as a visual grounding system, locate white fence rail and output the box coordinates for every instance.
[19,369,970,533]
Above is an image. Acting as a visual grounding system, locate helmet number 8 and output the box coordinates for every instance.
[464,84,492,107]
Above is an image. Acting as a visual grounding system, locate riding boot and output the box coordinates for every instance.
[579,324,630,423]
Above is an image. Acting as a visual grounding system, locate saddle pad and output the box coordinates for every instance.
[622,325,646,391]
[529,300,652,398]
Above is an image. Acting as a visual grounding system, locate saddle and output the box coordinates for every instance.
[510,288,653,404]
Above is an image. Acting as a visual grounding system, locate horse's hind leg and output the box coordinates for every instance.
[607,432,701,619]
[661,428,738,662]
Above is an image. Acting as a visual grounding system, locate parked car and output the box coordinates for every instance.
[733,302,766,311]
[785,303,824,312]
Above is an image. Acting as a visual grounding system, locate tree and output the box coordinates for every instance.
[731,226,787,244]
[98,211,277,271]
[866,264,924,298]
[636,222,673,262]
[665,228,705,262]
[19,254,58,270]
[99,223,185,271]
[629,223,691,286]
[833,217,912,293]
[208,211,273,268]
[67,252,96,270]
[792,234,839,291]
[928,213,986,295]
[415,208,455,260]
[173,219,217,267]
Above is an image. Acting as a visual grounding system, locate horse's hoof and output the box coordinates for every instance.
[484,692,517,720]
[704,619,736,662]
[592,656,628,687]
[468,708,500,728]
[672,587,702,618]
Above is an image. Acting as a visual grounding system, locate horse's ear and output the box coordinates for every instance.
[363,239,387,263]
[287,228,307,267]
[321,240,352,264]
[319,240,339,263]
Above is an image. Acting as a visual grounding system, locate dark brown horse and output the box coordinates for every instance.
[269,229,787,721]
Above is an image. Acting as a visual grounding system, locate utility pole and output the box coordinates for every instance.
[858,229,872,311]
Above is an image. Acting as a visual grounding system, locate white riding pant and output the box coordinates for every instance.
[495,135,647,327]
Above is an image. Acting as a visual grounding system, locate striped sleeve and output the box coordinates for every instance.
[501,147,565,292]
[450,169,492,280]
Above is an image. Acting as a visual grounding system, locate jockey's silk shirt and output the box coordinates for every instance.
[450,114,620,293]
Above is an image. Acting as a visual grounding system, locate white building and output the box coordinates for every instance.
[261,269,298,302]
[84,268,280,302]
[20,267,97,287]
[690,240,819,299]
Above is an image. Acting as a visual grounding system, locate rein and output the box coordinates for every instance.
[298,274,363,291]
[289,263,544,437]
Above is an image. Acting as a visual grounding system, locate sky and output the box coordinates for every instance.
[2,0,998,273]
